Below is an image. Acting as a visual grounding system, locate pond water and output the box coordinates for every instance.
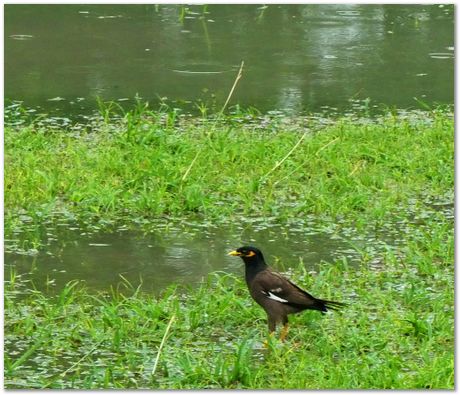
[6,197,453,294]
[5,218,371,294]
[5,4,454,118]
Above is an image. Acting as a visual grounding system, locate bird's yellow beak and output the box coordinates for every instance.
[228,250,241,256]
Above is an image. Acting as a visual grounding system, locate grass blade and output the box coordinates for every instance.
[151,314,176,376]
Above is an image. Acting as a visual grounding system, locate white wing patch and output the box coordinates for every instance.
[262,289,288,303]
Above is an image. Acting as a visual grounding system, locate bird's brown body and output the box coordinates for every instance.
[229,246,345,339]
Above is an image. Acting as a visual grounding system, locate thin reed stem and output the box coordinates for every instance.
[182,61,244,182]
[262,130,308,180]
[151,314,176,376]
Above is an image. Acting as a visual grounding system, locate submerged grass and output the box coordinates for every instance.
[4,213,453,389]
[4,104,454,388]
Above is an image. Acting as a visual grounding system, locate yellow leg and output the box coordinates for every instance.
[280,324,289,342]
[263,331,272,347]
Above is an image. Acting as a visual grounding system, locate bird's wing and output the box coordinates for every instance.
[256,270,317,307]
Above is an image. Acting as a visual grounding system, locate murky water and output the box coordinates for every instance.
[5,4,454,118]
[6,195,454,294]
[5,218,367,294]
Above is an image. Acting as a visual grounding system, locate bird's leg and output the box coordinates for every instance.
[263,331,274,348]
[280,323,289,342]
[263,318,277,348]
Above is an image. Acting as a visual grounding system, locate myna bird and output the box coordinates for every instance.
[228,245,345,341]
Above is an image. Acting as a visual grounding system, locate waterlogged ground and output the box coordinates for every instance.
[5,209,454,388]
[4,106,454,389]
[4,216,367,294]
[4,198,453,295]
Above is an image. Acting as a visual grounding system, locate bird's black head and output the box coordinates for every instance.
[228,245,266,265]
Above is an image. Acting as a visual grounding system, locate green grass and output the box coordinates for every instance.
[5,106,453,238]
[4,213,453,389]
[4,105,454,388]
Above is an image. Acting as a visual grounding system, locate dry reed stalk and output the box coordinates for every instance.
[182,61,244,182]
[151,314,176,376]
[262,130,309,180]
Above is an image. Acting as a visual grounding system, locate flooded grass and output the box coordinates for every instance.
[4,104,454,388]
[4,104,453,241]
[5,213,453,388]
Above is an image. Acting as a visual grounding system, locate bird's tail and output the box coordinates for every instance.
[316,298,346,312]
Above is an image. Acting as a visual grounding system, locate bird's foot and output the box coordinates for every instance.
[279,324,289,342]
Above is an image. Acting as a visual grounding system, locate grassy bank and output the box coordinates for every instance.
[5,107,453,239]
[5,214,454,389]
[4,106,454,388]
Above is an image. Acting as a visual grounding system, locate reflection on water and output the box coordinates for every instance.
[5,219,365,294]
[5,4,454,117]
[6,195,454,294]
